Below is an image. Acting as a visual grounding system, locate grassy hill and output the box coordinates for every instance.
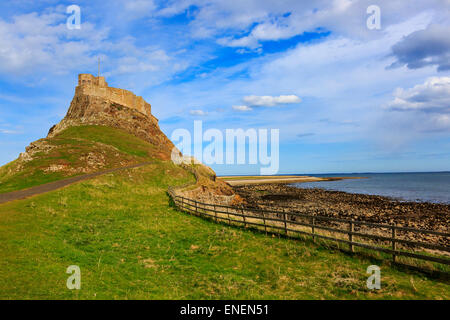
[0,125,449,299]
[0,125,156,194]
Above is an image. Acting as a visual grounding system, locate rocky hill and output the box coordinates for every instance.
[48,74,174,160]
[0,74,236,203]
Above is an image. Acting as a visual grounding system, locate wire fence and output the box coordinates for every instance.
[168,189,450,269]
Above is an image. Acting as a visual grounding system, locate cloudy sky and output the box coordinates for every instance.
[0,0,449,174]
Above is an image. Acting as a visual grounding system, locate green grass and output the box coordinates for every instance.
[0,125,155,194]
[0,161,448,300]
[55,126,153,158]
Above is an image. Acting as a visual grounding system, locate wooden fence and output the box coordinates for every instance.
[168,191,450,268]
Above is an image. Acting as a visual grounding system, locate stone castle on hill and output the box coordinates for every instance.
[76,74,155,122]
[15,72,236,206]
[45,73,171,154]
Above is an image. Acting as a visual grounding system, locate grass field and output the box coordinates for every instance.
[0,125,448,299]
[0,161,449,299]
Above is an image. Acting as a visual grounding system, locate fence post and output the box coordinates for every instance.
[262,209,267,234]
[185,198,191,214]
[181,197,184,211]
[242,207,247,228]
[349,220,354,253]
[311,214,315,242]
[195,200,198,216]
[214,204,217,222]
[392,225,397,263]
[227,206,231,224]
[283,208,288,236]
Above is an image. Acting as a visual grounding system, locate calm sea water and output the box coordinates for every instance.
[291,172,450,204]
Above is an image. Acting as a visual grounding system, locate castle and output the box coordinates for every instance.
[76,74,154,120]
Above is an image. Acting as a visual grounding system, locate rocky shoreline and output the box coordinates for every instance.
[233,184,449,247]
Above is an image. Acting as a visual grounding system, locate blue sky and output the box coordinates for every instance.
[0,0,449,174]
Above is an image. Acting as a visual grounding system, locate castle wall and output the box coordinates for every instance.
[76,74,152,118]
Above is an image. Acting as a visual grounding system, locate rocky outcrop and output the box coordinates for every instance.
[19,139,54,163]
[168,160,243,206]
[47,74,175,160]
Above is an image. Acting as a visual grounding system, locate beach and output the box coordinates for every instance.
[219,175,364,186]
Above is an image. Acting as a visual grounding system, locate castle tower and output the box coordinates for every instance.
[76,74,153,119]
[78,74,108,87]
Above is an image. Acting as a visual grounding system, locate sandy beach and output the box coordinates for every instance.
[219,175,364,186]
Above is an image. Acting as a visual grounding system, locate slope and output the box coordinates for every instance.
[0,125,157,194]
[0,162,449,299]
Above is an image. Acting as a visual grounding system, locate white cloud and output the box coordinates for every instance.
[232,105,252,111]
[435,114,449,126]
[0,129,21,134]
[150,0,449,50]
[243,95,301,107]
[375,77,450,149]
[0,10,108,76]
[124,0,157,13]
[110,49,171,75]
[386,77,450,113]
[0,7,192,93]
[189,109,208,116]
[150,11,440,148]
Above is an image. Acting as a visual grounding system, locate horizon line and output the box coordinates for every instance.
[217,171,450,177]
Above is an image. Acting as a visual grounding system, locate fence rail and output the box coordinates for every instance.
[168,191,450,268]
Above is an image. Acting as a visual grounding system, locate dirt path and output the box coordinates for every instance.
[0,162,153,205]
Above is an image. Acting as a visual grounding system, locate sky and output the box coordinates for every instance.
[0,0,449,175]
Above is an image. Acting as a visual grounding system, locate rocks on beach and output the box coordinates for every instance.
[233,184,449,247]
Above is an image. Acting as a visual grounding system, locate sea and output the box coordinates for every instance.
[291,172,450,204]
